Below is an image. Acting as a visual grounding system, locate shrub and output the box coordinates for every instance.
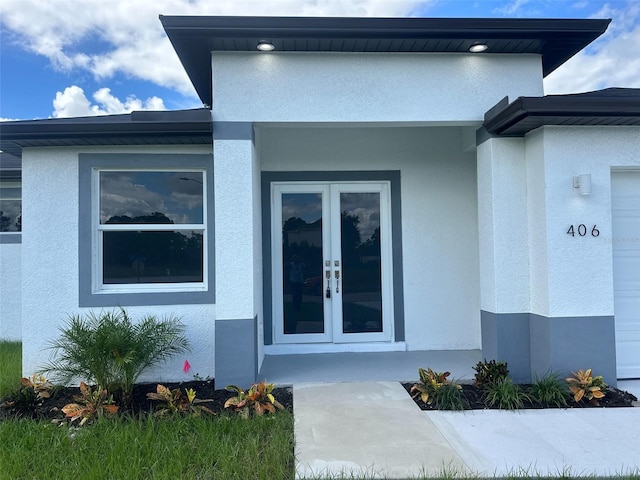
[146,384,214,417]
[61,381,119,426]
[1,374,55,417]
[530,372,569,408]
[411,368,464,410]
[225,381,284,419]
[484,378,531,410]
[473,359,509,388]
[431,382,466,411]
[566,368,607,405]
[40,308,190,405]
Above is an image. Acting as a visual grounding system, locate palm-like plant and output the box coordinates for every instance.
[40,308,190,405]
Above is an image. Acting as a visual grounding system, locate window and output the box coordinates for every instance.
[79,154,214,307]
[0,176,21,233]
[98,171,205,287]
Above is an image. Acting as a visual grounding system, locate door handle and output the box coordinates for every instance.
[325,269,331,298]
[334,269,340,293]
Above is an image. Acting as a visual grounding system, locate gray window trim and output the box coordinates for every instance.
[79,153,214,307]
[261,170,405,344]
[0,233,21,244]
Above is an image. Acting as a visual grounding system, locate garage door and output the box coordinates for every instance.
[612,171,640,379]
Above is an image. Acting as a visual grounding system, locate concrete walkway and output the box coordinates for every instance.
[294,381,640,479]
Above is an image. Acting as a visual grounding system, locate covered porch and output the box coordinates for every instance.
[258,349,481,385]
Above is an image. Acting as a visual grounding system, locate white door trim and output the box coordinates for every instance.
[271,181,394,345]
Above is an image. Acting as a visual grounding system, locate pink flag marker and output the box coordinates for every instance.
[183,359,191,373]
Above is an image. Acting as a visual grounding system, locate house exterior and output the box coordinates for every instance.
[2,16,640,387]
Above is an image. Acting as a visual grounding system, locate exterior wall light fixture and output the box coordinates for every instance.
[257,42,275,51]
[573,174,592,196]
[469,43,488,53]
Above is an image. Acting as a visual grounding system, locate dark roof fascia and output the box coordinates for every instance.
[0,109,212,157]
[483,88,640,136]
[160,15,610,108]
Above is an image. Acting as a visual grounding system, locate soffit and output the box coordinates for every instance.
[160,15,611,108]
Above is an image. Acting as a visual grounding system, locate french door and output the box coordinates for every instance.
[272,182,393,344]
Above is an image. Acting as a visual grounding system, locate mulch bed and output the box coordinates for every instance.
[0,380,293,422]
[402,382,637,410]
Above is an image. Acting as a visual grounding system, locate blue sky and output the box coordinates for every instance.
[1,0,639,121]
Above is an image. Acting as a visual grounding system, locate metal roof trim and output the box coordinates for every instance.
[483,88,640,136]
[160,15,611,107]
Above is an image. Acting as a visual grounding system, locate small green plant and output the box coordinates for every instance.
[1,374,55,417]
[566,368,607,405]
[473,359,509,388]
[146,384,214,417]
[61,381,119,426]
[484,378,531,410]
[431,382,466,411]
[40,308,190,406]
[530,371,569,408]
[410,368,463,410]
[224,381,284,419]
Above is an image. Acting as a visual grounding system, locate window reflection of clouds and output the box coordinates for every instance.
[282,193,322,223]
[341,193,380,241]
[100,172,203,224]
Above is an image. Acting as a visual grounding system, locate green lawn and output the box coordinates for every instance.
[0,341,294,479]
[0,414,294,479]
[0,340,21,397]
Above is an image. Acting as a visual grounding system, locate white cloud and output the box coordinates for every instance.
[52,85,166,118]
[492,0,532,17]
[544,1,640,94]
[0,0,427,98]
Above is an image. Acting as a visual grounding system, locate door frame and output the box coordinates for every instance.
[271,181,393,345]
[261,171,406,350]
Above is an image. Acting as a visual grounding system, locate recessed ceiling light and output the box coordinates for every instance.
[469,43,488,53]
[257,42,275,51]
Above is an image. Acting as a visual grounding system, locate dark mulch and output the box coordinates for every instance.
[402,382,637,410]
[0,380,293,421]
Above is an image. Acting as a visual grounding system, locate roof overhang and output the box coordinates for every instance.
[160,15,611,108]
[0,109,212,158]
[483,88,640,136]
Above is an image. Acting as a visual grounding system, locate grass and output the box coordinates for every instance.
[483,378,532,410]
[0,340,21,397]
[0,341,295,479]
[529,372,570,408]
[0,413,294,479]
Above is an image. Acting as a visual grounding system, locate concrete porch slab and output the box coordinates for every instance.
[260,349,481,385]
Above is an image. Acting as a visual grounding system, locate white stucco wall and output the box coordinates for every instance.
[258,125,480,350]
[212,52,544,123]
[0,242,21,340]
[477,137,530,314]
[479,126,640,319]
[21,145,216,382]
[214,140,260,321]
[527,126,640,318]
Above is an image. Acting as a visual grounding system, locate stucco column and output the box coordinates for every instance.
[526,128,616,384]
[477,136,532,382]
[213,122,262,387]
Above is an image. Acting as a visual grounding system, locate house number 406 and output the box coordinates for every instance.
[567,224,599,237]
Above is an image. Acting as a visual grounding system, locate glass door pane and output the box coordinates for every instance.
[339,192,383,334]
[281,193,325,335]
